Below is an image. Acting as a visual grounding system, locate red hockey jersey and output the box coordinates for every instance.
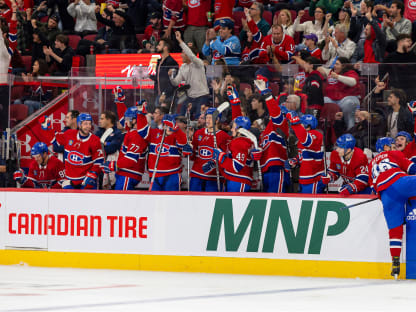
[148,128,188,177]
[328,147,369,193]
[191,127,231,180]
[291,125,324,184]
[261,33,295,63]
[116,118,149,181]
[22,155,65,189]
[53,130,104,184]
[163,0,185,30]
[369,150,415,193]
[325,69,360,101]
[186,0,210,27]
[214,0,234,23]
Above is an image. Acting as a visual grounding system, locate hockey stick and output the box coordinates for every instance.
[238,128,263,192]
[211,102,230,192]
[322,119,328,194]
[186,103,192,192]
[100,128,114,190]
[340,197,378,210]
[149,85,190,191]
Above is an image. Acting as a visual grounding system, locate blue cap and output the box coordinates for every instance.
[219,18,234,29]
[304,33,318,43]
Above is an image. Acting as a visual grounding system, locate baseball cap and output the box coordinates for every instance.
[149,11,162,20]
[219,18,234,30]
[113,9,128,20]
[304,33,318,43]
[49,13,60,22]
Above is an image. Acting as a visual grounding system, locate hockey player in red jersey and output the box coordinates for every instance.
[13,142,65,189]
[148,114,192,191]
[285,113,325,193]
[369,137,416,278]
[103,106,149,190]
[192,107,231,192]
[253,75,290,193]
[50,113,104,189]
[320,134,370,195]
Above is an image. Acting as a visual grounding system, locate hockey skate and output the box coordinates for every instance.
[391,256,400,280]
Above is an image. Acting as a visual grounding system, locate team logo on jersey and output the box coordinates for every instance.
[336,164,341,170]
[409,1,416,9]
[199,147,213,159]
[67,151,85,165]
[68,140,74,146]
[188,0,200,8]
[156,143,170,156]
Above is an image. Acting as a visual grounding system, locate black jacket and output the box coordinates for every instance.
[302,70,324,110]
[151,55,179,98]
[348,15,369,43]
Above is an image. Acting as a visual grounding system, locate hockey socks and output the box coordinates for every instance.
[389,225,403,258]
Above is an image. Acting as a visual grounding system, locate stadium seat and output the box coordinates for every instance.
[263,10,272,26]
[320,102,341,122]
[136,34,145,48]
[300,11,314,23]
[21,55,32,73]
[11,86,25,101]
[233,11,246,28]
[10,103,29,128]
[67,34,82,50]
[83,34,97,42]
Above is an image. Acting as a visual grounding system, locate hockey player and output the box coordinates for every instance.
[103,106,149,190]
[369,136,416,278]
[321,134,370,195]
[13,142,65,189]
[192,107,231,192]
[49,113,104,189]
[395,131,412,153]
[253,75,290,193]
[148,114,192,191]
[285,113,325,193]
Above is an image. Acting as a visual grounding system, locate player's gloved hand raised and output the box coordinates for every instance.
[13,169,26,184]
[162,115,178,131]
[285,111,300,125]
[113,86,125,102]
[39,115,52,130]
[408,100,416,117]
[102,161,117,174]
[254,75,271,96]
[212,148,226,163]
[182,144,192,157]
[320,173,332,185]
[137,100,148,114]
[202,160,216,173]
[226,85,240,105]
[339,183,356,196]
[251,148,262,161]
[82,171,98,189]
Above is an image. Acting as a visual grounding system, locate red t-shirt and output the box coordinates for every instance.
[186,0,211,27]
[324,69,360,101]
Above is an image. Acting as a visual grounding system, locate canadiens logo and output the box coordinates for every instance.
[199,147,213,160]
[409,0,416,8]
[156,143,170,156]
[188,0,200,8]
[67,151,84,165]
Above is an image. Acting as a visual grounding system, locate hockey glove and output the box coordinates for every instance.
[284,158,298,171]
[82,171,98,189]
[136,99,148,115]
[254,76,271,96]
[251,148,263,161]
[408,100,416,117]
[13,169,27,184]
[226,85,241,106]
[102,161,117,174]
[285,112,301,125]
[339,183,356,196]
[279,105,289,115]
[202,160,216,173]
[182,144,192,157]
[212,148,226,163]
[162,115,178,131]
[320,173,332,185]
[39,115,52,130]
[113,86,125,102]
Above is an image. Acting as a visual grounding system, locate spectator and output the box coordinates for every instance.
[213,0,234,29]
[162,0,184,40]
[309,0,344,17]
[150,38,178,103]
[348,0,374,43]
[240,2,270,44]
[247,93,269,126]
[202,19,241,65]
[47,0,75,31]
[30,12,61,47]
[382,0,412,51]
[125,0,148,33]
[95,6,138,53]
[76,8,113,56]
[282,94,302,114]
[335,7,352,32]
[14,58,51,115]
[31,28,47,63]
[302,33,322,61]
[143,11,163,51]
[273,9,295,38]
[319,57,361,129]
[293,7,331,45]
[351,10,386,63]
[183,0,211,55]
[67,0,97,36]
[261,24,295,64]
[322,24,356,67]
[15,1,32,55]
[151,106,169,129]
[385,88,414,137]
[43,33,75,76]
[169,31,210,118]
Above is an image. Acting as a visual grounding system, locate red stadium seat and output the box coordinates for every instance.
[136,33,145,48]
[83,34,97,42]
[263,10,272,26]
[300,11,314,23]
[11,86,25,101]
[21,55,32,73]
[10,103,29,128]
[320,102,341,122]
[67,34,82,50]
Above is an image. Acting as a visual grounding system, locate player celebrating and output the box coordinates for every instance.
[13,142,65,189]
[369,136,416,278]
[285,113,325,193]
[192,107,231,192]
[321,134,370,195]
[50,113,104,189]
[148,114,192,191]
[103,106,149,190]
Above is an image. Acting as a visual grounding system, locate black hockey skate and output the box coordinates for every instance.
[391,256,400,280]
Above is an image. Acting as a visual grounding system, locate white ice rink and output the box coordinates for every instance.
[0,265,415,312]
